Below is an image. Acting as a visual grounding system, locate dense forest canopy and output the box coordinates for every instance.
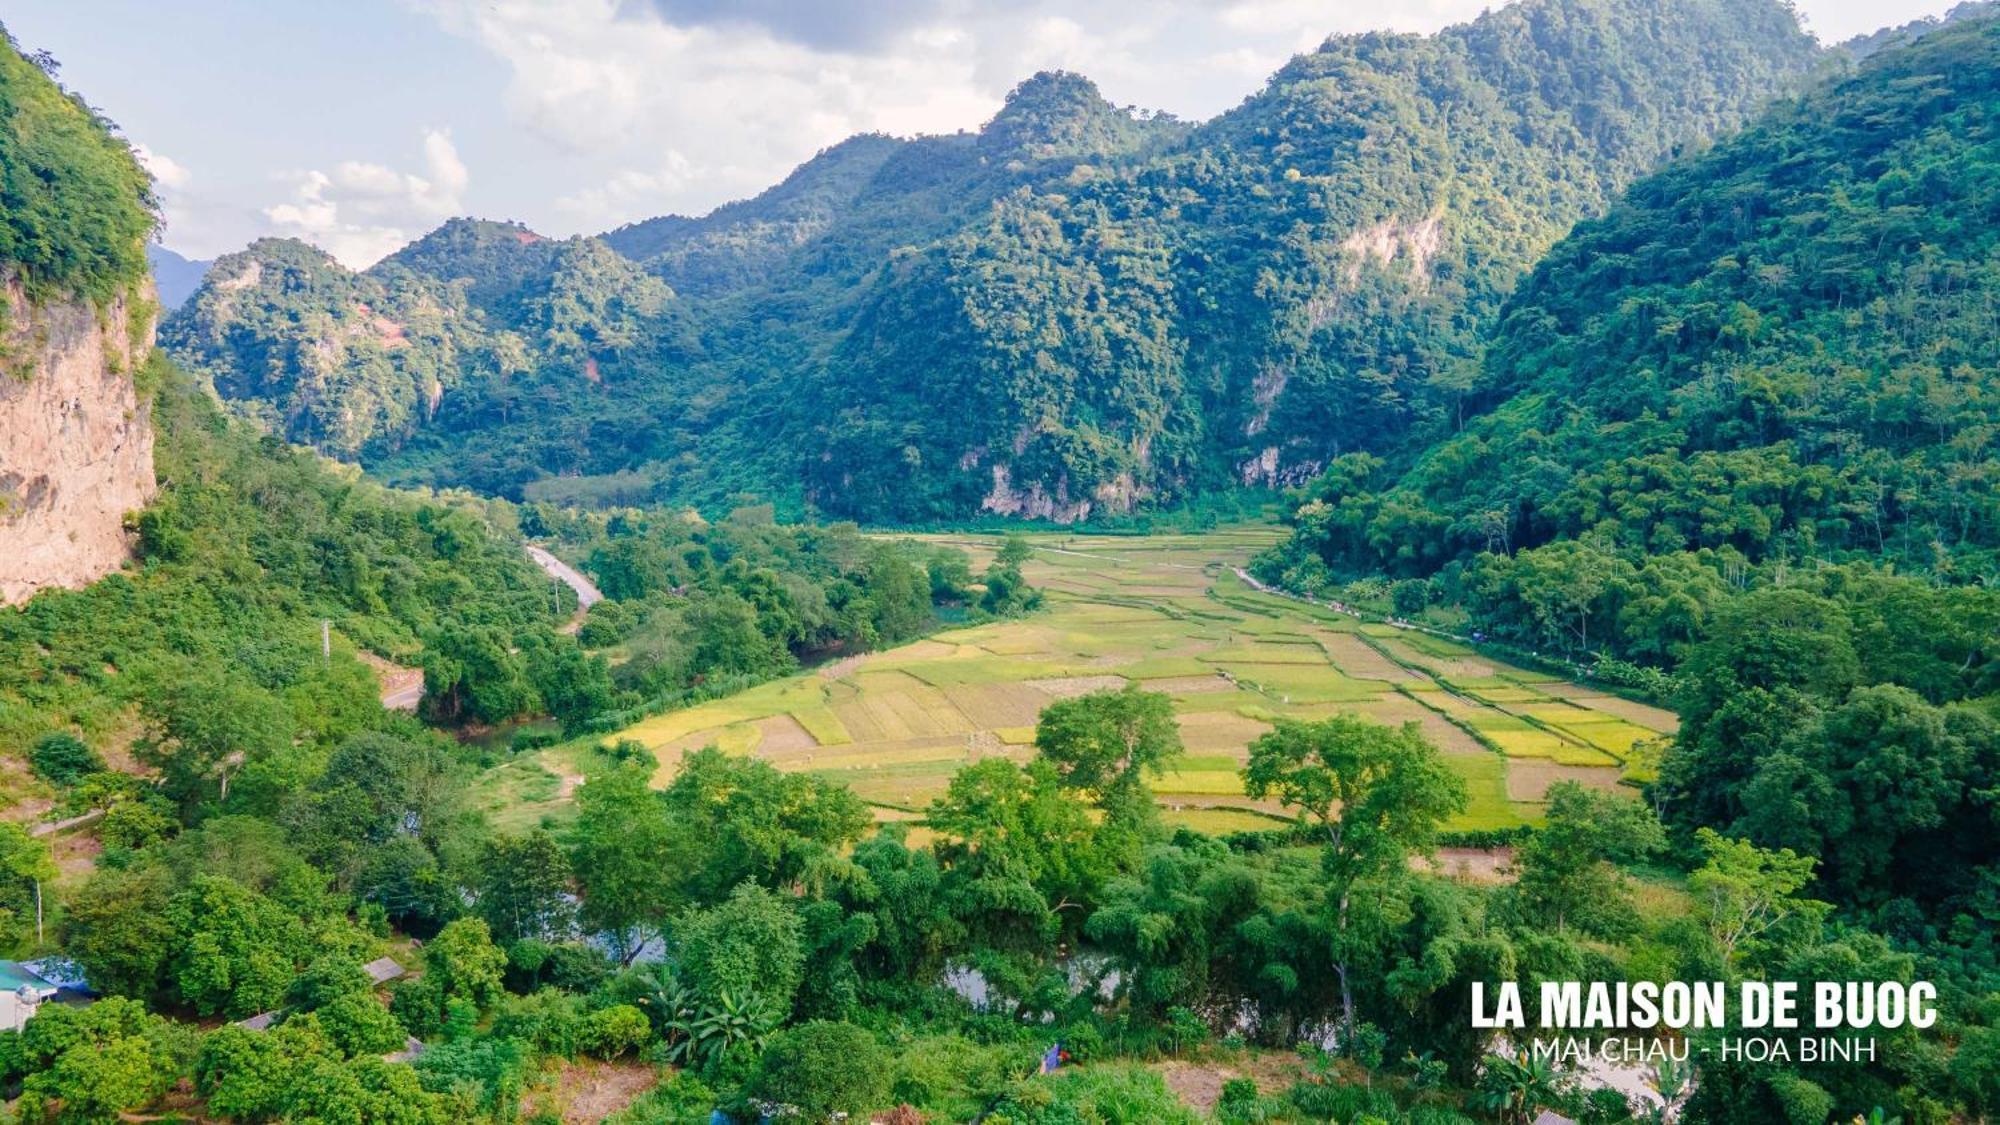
[7,3,2000,1121]
[1267,13,2000,582]
[165,0,1823,522]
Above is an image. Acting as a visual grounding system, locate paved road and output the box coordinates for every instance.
[373,545,603,708]
[526,544,603,610]
[380,675,424,711]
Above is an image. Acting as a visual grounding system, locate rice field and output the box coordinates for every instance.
[482,527,1675,834]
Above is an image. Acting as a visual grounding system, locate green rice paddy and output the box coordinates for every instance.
[481,527,1676,834]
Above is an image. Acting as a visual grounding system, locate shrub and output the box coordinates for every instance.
[29,732,103,786]
[751,1020,889,1119]
[583,1004,653,1058]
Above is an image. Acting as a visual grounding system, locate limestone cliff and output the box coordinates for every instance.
[0,278,157,605]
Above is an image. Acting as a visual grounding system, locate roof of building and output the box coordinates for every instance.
[0,962,58,1000]
[362,956,406,985]
[235,1010,282,1031]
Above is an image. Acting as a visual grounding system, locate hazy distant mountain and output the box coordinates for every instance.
[146,244,211,311]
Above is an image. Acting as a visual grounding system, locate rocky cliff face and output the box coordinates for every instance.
[0,279,157,605]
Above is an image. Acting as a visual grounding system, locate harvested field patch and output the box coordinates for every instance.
[1025,674,1129,698]
[754,714,818,755]
[1506,760,1627,802]
[1141,674,1236,694]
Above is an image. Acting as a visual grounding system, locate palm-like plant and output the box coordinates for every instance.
[1474,1050,1566,1125]
[662,986,780,1070]
[1644,1055,1692,1123]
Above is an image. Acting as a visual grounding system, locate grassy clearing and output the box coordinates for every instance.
[474,526,1652,834]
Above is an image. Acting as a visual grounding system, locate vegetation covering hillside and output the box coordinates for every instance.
[1251,21,2000,1106]
[12,7,2000,1123]
[1268,14,2000,583]
[160,222,677,462]
[168,0,1822,521]
[0,28,151,305]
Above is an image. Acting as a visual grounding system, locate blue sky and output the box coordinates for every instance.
[6,0,1961,267]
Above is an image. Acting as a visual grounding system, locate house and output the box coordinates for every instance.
[235,1009,282,1031]
[0,961,60,1033]
[362,956,406,986]
[235,956,408,1037]
[1533,1112,1579,1125]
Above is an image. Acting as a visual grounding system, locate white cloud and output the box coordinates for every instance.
[401,0,1952,241]
[262,128,470,267]
[133,144,192,190]
[410,0,1455,232]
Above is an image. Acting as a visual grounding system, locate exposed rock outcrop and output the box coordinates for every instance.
[0,280,157,605]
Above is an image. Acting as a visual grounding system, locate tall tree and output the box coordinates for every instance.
[567,765,687,964]
[1033,684,1183,822]
[1243,715,1466,1044]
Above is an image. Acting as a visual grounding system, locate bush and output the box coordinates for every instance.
[752,1020,889,1119]
[1217,1077,1265,1123]
[889,1034,1026,1111]
[29,732,103,786]
[990,1066,1199,1124]
[316,992,408,1057]
[583,1004,653,1058]
[490,989,585,1057]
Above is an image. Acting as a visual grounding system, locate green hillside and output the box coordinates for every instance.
[1268,13,2000,583]
[166,0,1822,519]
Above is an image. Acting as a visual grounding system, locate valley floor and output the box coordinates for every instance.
[479,526,1675,834]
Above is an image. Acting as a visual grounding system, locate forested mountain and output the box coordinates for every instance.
[1251,14,2000,1005]
[1266,13,2000,582]
[167,0,1824,520]
[160,223,676,458]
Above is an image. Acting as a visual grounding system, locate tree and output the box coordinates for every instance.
[28,732,103,787]
[521,630,616,732]
[1687,829,1829,970]
[567,764,686,964]
[0,822,55,948]
[675,882,805,1014]
[1242,715,1466,1044]
[166,875,308,1018]
[1084,840,1261,1018]
[10,998,193,1124]
[421,624,539,725]
[927,759,1116,953]
[752,1020,890,1119]
[660,747,871,902]
[1033,684,1183,818]
[1506,782,1664,938]
[427,917,507,1009]
[137,665,294,809]
[317,991,409,1057]
[475,830,576,944]
[60,865,175,999]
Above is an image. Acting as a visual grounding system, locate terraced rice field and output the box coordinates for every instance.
[488,527,1676,834]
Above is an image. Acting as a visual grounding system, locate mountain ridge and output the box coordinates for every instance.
[167,0,1825,522]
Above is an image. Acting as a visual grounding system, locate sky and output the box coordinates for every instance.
[5,0,1963,268]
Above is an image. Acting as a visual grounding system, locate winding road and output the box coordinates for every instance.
[525,544,603,632]
[377,544,605,708]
